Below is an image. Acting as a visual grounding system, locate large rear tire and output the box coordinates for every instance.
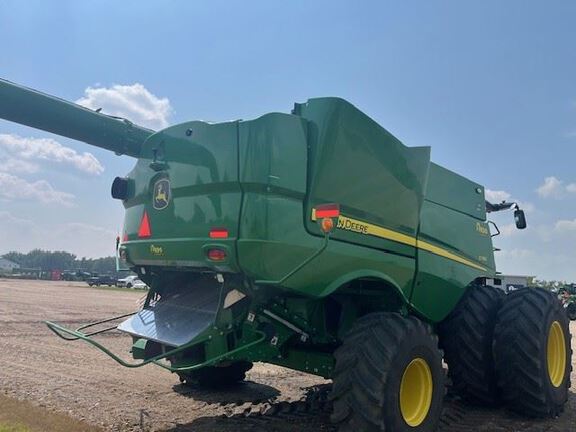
[494,287,572,417]
[438,284,503,405]
[331,313,444,432]
[178,361,253,388]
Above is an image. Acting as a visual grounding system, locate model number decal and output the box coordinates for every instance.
[475,222,489,236]
[149,244,164,256]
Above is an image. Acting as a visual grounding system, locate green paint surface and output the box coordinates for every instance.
[0,79,504,378]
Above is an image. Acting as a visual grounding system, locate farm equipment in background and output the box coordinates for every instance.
[559,284,576,320]
[0,77,571,432]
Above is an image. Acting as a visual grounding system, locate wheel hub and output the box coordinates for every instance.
[399,357,433,427]
[547,320,566,387]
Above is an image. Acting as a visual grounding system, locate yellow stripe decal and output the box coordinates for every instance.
[314,212,486,271]
[415,239,486,271]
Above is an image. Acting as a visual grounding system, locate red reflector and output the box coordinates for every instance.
[138,212,151,238]
[315,203,340,218]
[207,248,226,261]
[210,228,229,239]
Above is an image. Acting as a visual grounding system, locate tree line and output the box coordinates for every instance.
[3,249,116,274]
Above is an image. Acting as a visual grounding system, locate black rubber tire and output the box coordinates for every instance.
[179,361,253,388]
[494,287,572,417]
[438,284,503,405]
[330,313,445,432]
[566,303,576,321]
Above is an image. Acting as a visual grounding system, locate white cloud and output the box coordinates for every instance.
[0,172,74,206]
[0,212,116,258]
[555,219,576,233]
[76,83,172,130]
[535,176,576,198]
[0,211,37,230]
[0,158,39,174]
[0,134,103,175]
[485,189,510,203]
[497,248,536,260]
[499,223,518,237]
[536,176,564,198]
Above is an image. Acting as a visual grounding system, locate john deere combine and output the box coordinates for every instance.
[0,78,571,432]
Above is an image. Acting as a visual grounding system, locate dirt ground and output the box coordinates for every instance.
[0,279,574,432]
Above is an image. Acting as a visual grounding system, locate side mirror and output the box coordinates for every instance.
[514,209,527,229]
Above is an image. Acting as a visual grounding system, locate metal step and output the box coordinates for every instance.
[117,281,220,347]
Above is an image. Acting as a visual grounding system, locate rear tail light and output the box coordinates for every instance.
[209,227,229,239]
[207,248,227,261]
[315,203,340,218]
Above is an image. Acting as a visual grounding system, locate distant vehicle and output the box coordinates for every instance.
[117,275,139,288]
[86,275,117,287]
[61,271,76,281]
[130,279,148,290]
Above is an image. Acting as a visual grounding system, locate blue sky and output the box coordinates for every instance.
[0,1,575,281]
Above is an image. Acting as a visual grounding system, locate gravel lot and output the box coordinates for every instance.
[0,279,574,431]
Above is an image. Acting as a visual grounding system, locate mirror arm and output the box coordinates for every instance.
[485,200,518,213]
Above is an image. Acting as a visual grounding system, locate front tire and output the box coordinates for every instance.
[494,288,572,417]
[438,284,503,405]
[331,313,444,432]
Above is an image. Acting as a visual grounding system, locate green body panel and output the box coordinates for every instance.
[0,78,504,379]
[299,98,430,243]
[122,121,243,271]
[425,163,487,221]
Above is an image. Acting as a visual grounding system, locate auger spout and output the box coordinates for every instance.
[0,78,153,157]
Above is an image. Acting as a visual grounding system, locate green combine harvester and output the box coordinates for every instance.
[0,78,571,431]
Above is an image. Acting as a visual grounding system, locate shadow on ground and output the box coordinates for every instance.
[171,380,281,405]
[160,387,576,432]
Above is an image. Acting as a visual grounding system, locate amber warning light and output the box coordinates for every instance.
[315,203,339,233]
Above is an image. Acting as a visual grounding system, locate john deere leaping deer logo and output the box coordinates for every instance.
[153,179,171,210]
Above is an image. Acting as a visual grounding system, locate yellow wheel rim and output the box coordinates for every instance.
[547,321,566,388]
[399,358,433,427]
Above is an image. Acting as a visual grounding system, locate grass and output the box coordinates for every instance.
[0,395,101,432]
[0,423,30,432]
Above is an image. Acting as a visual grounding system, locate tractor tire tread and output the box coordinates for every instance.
[438,284,503,405]
[331,312,444,432]
[494,287,572,417]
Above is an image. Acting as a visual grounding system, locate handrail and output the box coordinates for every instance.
[45,319,265,372]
